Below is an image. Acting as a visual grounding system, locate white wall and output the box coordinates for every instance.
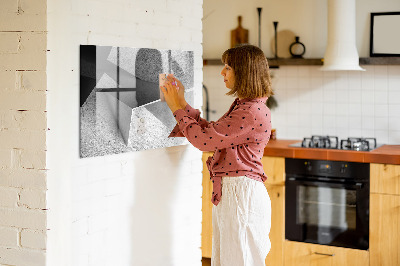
[46,0,203,266]
[203,0,400,145]
[203,0,400,58]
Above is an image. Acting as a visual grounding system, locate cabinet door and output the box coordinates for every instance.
[370,163,400,195]
[284,241,369,266]
[370,193,400,266]
[264,184,284,266]
[202,152,213,258]
[261,156,285,185]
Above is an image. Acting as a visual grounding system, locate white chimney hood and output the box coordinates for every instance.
[320,0,365,71]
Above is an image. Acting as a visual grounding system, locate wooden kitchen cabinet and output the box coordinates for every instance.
[370,163,400,266]
[202,152,213,258]
[370,193,400,266]
[370,163,400,195]
[262,156,285,266]
[264,184,285,266]
[284,241,369,266]
[261,156,285,186]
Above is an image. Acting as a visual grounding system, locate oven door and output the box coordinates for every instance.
[285,177,369,250]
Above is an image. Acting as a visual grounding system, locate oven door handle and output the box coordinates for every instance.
[286,177,364,189]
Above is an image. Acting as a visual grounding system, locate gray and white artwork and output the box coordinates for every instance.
[79,45,194,158]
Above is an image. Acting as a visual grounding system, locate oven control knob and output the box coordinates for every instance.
[304,161,312,171]
[340,164,347,174]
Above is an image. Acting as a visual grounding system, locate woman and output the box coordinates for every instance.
[161,44,273,266]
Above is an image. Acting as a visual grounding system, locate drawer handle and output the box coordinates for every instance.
[314,252,335,257]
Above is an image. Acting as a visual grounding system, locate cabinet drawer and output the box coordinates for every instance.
[284,241,369,266]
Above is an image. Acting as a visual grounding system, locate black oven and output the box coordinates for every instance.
[285,158,369,250]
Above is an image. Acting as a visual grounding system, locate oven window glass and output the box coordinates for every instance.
[297,186,356,230]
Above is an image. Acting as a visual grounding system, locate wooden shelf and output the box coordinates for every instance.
[203,58,323,67]
[268,58,323,67]
[203,57,400,67]
[359,57,400,65]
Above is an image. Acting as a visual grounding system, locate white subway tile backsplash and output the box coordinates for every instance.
[388,76,400,91]
[361,103,374,117]
[348,90,362,103]
[287,113,300,127]
[388,91,400,104]
[323,115,336,129]
[336,115,348,129]
[285,66,298,77]
[374,90,388,104]
[361,90,374,104]
[286,77,299,89]
[336,90,349,103]
[336,103,349,116]
[348,116,362,129]
[298,67,311,78]
[204,65,400,144]
[322,70,335,78]
[375,104,389,117]
[374,130,389,144]
[310,77,324,90]
[362,116,375,130]
[362,65,375,74]
[311,100,323,114]
[388,131,400,143]
[374,117,389,130]
[361,129,375,138]
[349,128,362,137]
[323,103,336,116]
[374,65,388,77]
[298,89,313,103]
[310,66,323,77]
[388,117,400,131]
[311,127,324,136]
[335,73,349,90]
[273,76,287,90]
[298,77,311,89]
[348,71,362,90]
[298,102,312,115]
[388,104,400,117]
[323,87,336,103]
[388,65,400,76]
[374,77,388,91]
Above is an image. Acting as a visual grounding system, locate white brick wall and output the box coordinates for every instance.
[0,0,48,265]
[46,1,203,266]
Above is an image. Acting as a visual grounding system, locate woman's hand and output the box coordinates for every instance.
[171,75,187,108]
[160,76,185,114]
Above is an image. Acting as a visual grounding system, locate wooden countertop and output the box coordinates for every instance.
[263,139,400,165]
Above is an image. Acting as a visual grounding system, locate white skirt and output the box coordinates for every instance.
[212,176,271,266]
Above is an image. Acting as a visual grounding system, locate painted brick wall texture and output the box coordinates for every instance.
[46,0,203,266]
[0,0,47,265]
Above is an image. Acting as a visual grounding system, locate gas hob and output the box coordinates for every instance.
[289,135,383,151]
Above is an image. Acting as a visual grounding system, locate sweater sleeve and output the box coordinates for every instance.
[168,103,211,137]
[172,106,256,152]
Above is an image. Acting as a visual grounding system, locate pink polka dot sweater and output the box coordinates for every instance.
[169,97,272,206]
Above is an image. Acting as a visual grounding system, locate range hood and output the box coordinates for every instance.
[320,0,365,71]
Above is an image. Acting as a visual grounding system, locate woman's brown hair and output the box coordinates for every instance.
[221,44,273,99]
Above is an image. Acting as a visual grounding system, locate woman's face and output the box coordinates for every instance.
[220,64,235,89]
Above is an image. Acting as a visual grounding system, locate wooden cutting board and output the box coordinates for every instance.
[231,16,249,48]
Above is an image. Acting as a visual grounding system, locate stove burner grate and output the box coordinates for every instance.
[340,137,377,151]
